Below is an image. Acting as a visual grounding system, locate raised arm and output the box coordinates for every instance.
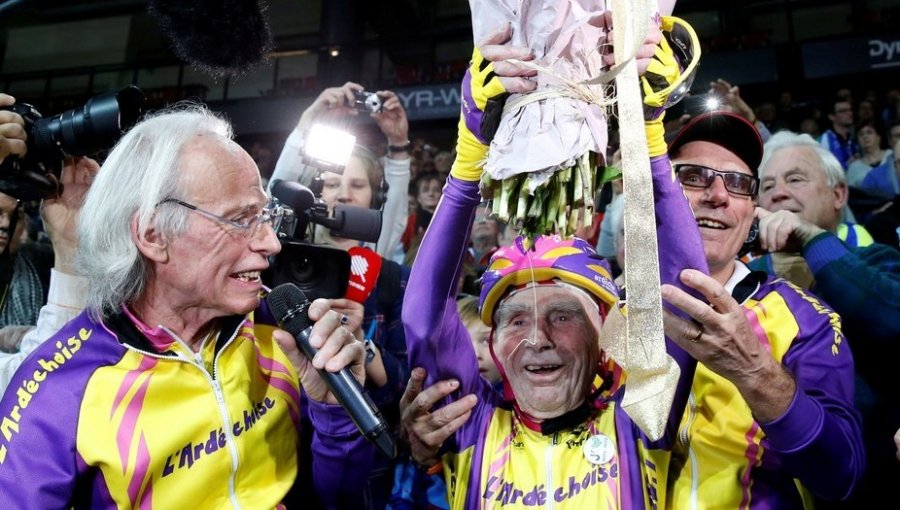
[371,90,411,256]
[403,176,482,394]
[635,15,708,445]
[0,157,96,393]
[403,27,534,397]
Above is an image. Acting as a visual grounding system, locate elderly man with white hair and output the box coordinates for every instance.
[0,105,371,509]
[752,130,900,508]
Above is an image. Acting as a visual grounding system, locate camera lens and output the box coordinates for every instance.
[289,255,317,283]
[30,85,144,160]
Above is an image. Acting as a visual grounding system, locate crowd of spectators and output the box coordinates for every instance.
[0,20,899,508]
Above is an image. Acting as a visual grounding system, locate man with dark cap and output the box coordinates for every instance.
[665,111,864,508]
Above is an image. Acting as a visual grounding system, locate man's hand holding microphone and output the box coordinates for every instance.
[268,284,396,459]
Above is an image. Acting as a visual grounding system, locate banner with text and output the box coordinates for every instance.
[803,35,900,79]
[393,83,461,121]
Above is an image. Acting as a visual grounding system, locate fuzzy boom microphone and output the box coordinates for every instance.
[148,0,274,77]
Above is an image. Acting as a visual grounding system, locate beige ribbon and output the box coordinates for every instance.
[490,0,678,440]
[606,0,680,442]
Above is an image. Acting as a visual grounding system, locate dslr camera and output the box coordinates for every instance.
[0,86,144,200]
[348,90,383,114]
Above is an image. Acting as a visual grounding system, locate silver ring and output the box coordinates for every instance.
[340,314,350,326]
[689,328,703,343]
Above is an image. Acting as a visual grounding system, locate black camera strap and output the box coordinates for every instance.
[0,204,21,314]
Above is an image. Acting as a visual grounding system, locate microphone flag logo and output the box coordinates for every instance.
[345,246,382,303]
[351,255,369,283]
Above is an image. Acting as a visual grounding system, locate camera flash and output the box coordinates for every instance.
[704,96,721,111]
[304,124,356,171]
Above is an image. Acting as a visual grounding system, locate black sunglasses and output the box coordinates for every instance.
[674,164,758,197]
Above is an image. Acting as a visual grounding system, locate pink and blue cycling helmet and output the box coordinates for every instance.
[478,235,619,326]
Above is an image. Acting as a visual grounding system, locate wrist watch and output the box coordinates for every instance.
[364,337,377,364]
[387,141,412,153]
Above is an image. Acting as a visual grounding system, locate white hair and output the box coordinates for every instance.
[759,131,846,187]
[76,103,233,318]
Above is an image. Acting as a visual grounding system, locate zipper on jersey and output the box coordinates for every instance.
[211,324,243,509]
[679,391,697,448]
[680,390,700,510]
[159,324,245,509]
[545,433,558,510]
[209,377,242,510]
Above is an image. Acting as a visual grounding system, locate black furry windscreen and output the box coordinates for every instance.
[148,0,275,77]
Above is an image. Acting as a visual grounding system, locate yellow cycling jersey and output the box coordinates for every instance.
[443,402,670,510]
[0,310,302,509]
[668,273,859,509]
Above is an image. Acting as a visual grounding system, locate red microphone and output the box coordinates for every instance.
[345,247,382,303]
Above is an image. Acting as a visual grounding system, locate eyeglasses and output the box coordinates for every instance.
[159,197,284,238]
[674,164,759,197]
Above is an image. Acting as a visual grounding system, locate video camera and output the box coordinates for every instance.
[264,119,385,301]
[266,178,383,302]
[0,86,144,200]
[266,181,383,303]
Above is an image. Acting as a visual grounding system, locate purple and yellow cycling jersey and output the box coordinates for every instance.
[0,308,304,509]
[442,393,673,509]
[404,155,707,510]
[668,269,864,509]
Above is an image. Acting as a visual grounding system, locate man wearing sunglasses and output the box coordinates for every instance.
[0,105,371,509]
[664,111,864,508]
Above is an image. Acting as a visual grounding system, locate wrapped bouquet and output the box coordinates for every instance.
[471,0,618,239]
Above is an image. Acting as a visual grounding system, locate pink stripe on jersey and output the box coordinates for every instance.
[739,421,763,509]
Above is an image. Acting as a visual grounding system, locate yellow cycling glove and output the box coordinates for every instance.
[641,17,701,157]
[450,46,508,182]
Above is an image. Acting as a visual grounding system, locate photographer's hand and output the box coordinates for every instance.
[709,79,756,124]
[372,90,409,158]
[296,82,365,133]
[0,94,27,163]
[42,157,100,274]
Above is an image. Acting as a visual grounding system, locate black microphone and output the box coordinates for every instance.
[266,283,396,459]
[325,205,383,243]
[271,179,316,212]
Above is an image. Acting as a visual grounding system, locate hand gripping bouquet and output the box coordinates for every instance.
[474,0,612,239]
